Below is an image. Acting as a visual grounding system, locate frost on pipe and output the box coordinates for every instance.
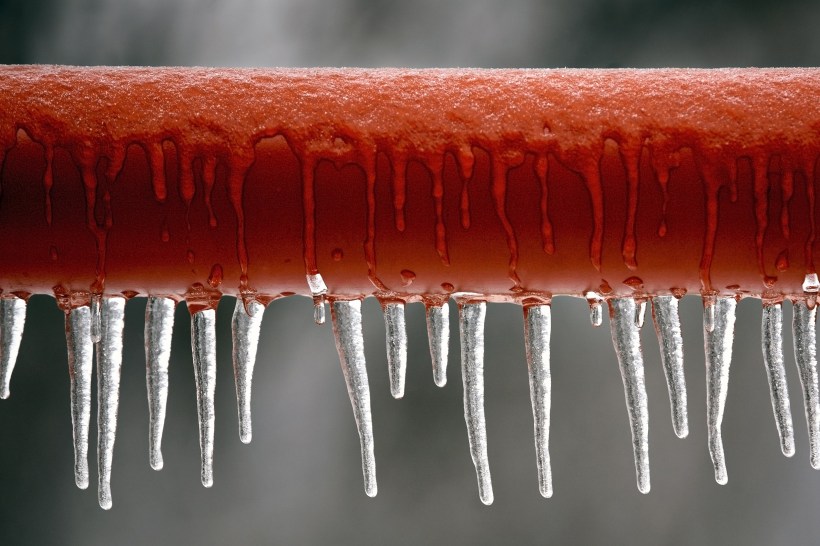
[1,66,820,506]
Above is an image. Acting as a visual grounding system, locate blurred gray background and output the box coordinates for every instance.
[2,0,820,544]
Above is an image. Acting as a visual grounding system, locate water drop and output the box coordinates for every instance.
[803,273,820,293]
[145,296,175,470]
[208,264,223,289]
[441,282,455,292]
[331,248,344,261]
[623,276,644,291]
[400,269,416,287]
[776,250,789,272]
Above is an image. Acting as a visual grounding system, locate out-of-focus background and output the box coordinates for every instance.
[2,0,820,544]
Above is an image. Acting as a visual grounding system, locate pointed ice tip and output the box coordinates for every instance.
[201,470,213,488]
[75,467,89,490]
[365,482,378,498]
[540,485,553,499]
[715,469,728,485]
[811,456,820,470]
[675,424,689,439]
[638,477,651,494]
[150,453,164,471]
[0,386,9,399]
[479,489,494,506]
[783,440,796,458]
[240,429,252,444]
[99,487,113,510]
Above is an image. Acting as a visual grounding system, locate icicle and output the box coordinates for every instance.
[145,296,175,470]
[459,302,493,505]
[0,296,27,399]
[608,298,651,494]
[191,308,217,487]
[586,292,603,327]
[635,300,646,329]
[651,296,688,438]
[307,273,328,325]
[793,300,820,468]
[523,305,552,498]
[761,303,795,457]
[383,302,408,399]
[66,305,93,490]
[704,296,737,485]
[96,297,126,510]
[426,303,450,387]
[232,298,264,444]
[90,293,102,343]
[330,300,377,497]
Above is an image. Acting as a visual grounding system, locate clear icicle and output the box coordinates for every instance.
[703,296,737,485]
[761,303,795,457]
[383,302,408,399]
[792,300,820,468]
[426,303,450,387]
[90,293,102,343]
[191,308,217,487]
[608,298,651,494]
[307,273,328,325]
[590,302,603,327]
[459,302,493,505]
[145,296,175,470]
[635,301,646,329]
[66,305,93,490]
[330,300,377,497]
[96,297,126,510]
[0,296,27,399]
[232,298,264,444]
[523,305,552,498]
[651,296,689,438]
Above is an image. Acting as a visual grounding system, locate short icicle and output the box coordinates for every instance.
[383,302,408,399]
[426,303,450,387]
[191,307,218,487]
[703,296,737,485]
[66,305,93,490]
[459,302,493,505]
[523,304,552,498]
[96,296,126,510]
[761,302,795,457]
[145,296,176,470]
[307,273,328,325]
[330,300,377,497]
[608,298,651,494]
[793,299,820,468]
[232,298,264,444]
[0,296,27,399]
[651,296,688,438]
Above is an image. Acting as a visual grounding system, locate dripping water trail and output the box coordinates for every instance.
[761,303,795,457]
[651,296,688,438]
[145,296,175,470]
[96,297,126,510]
[703,296,737,485]
[191,307,217,487]
[608,298,650,494]
[459,302,493,505]
[66,305,93,489]
[331,300,377,497]
[426,303,450,387]
[793,300,820,468]
[232,298,264,443]
[383,302,407,399]
[0,296,27,399]
[523,305,552,498]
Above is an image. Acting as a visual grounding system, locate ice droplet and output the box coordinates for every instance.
[307,273,328,325]
[232,298,264,444]
[426,303,450,387]
[383,302,408,399]
[803,273,820,293]
[145,296,175,471]
[96,297,126,510]
[459,302,493,505]
[330,300,377,497]
[608,298,650,494]
[704,296,736,485]
[191,307,217,487]
[635,300,647,329]
[792,300,820,468]
[586,292,603,327]
[761,303,795,457]
[651,296,688,438]
[66,305,93,490]
[0,296,27,399]
[523,305,552,498]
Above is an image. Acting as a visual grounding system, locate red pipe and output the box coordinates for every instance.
[1,66,819,306]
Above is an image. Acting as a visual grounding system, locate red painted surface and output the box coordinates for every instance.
[0,66,819,306]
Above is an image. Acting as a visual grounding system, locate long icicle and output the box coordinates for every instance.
[651,296,688,438]
[793,299,820,468]
[96,296,126,510]
[145,296,175,470]
[191,307,218,488]
[608,297,651,494]
[330,300,377,497]
[761,302,795,457]
[66,305,93,490]
[383,302,408,399]
[704,296,737,485]
[0,296,26,399]
[426,303,450,387]
[459,301,493,505]
[232,298,264,444]
[523,304,552,498]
